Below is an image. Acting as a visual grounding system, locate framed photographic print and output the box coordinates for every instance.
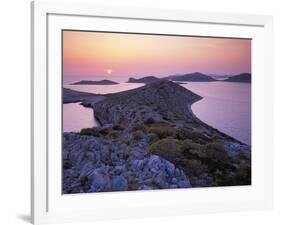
[31,1,273,224]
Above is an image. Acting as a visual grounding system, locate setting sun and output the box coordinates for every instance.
[105,69,113,75]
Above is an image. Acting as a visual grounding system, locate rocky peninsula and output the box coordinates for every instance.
[71,79,119,85]
[63,80,251,193]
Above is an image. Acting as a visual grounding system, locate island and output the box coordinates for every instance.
[71,79,119,85]
[63,80,251,193]
[127,76,160,84]
[63,88,100,103]
[164,72,216,82]
[173,81,188,84]
[224,73,251,83]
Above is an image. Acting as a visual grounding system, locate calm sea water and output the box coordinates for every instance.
[63,78,251,145]
[183,82,251,145]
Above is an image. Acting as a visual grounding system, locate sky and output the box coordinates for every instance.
[63,30,251,79]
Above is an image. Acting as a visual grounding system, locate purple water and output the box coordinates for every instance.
[63,79,251,145]
[183,82,251,145]
[63,103,99,132]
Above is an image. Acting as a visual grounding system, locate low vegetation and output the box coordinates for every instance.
[79,121,251,187]
[80,127,100,137]
[146,122,251,186]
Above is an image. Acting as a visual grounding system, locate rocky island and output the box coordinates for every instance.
[164,72,216,82]
[63,88,105,104]
[127,76,160,84]
[71,79,119,85]
[224,73,251,83]
[63,80,251,193]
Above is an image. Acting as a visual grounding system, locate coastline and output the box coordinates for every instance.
[63,81,249,148]
[62,80,251,193]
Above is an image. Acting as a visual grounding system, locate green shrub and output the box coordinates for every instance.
[128,180,138,191]
[148,138,182,163]
[234,164,251,185]
[189,148,206,159]
[107,130,119,139]
[132,131,143,141]
[204,142,228,161]
[147,124,176,139]
[181,139,197,152]
[200,142,231,172]
[144,117,155,124]
[99,128,110,135]
[120,138,131,146]
[80,176,88,186]
[175,128,210,143]
[63,160,73,170]
[131,123,147,132]
[112,124,124,131]
[181,159,206,177]
[80,127,100,136]
[148,133,159,144]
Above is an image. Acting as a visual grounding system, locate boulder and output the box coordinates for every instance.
[111,176,128,191]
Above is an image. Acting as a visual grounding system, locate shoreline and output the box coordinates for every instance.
[63,82,249,148]
[62,80,251,193]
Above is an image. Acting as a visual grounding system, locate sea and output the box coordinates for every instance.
[63,76,251,145]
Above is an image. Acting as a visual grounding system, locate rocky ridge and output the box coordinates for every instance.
[63,131,191,193]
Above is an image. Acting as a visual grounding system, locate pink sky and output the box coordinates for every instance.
[63,31,251,78]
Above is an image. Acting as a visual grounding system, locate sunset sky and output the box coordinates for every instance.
[63,30,251,78]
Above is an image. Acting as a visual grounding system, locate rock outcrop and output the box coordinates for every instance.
[63,132,191,193]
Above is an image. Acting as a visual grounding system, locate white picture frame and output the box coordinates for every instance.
[31,1,274,224]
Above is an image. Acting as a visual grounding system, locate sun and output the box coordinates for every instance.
[105,69,113,75]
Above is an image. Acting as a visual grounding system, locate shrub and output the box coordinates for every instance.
[189,148,206,159]
[144,117,155,124]
[181,159,206,177]
[107,130,119,139]
[199,142,231,172]
[147,124,176,139]
[80,127,100,137]
[80,176,88,186]
[132,131,143,141]
[99,128,110,135]
[204,142,228,161]
[120,138,131,146]
[63,160,73,170]
[175,128,210,143]
[131,123,147,132]
[127,179,138,191]
[234,164,251,185]
[148,133,159,144]
[181,139,197,152]
[112,124,124,131]
[148,138,182,164]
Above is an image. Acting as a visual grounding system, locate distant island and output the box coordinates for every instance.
[224,73,251,83]
[127,76,160,84]
[63,88,105,105]
[164,72,216,82]
[209,75,232,80]
[173,81,188,84]
[71,79,119,85]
